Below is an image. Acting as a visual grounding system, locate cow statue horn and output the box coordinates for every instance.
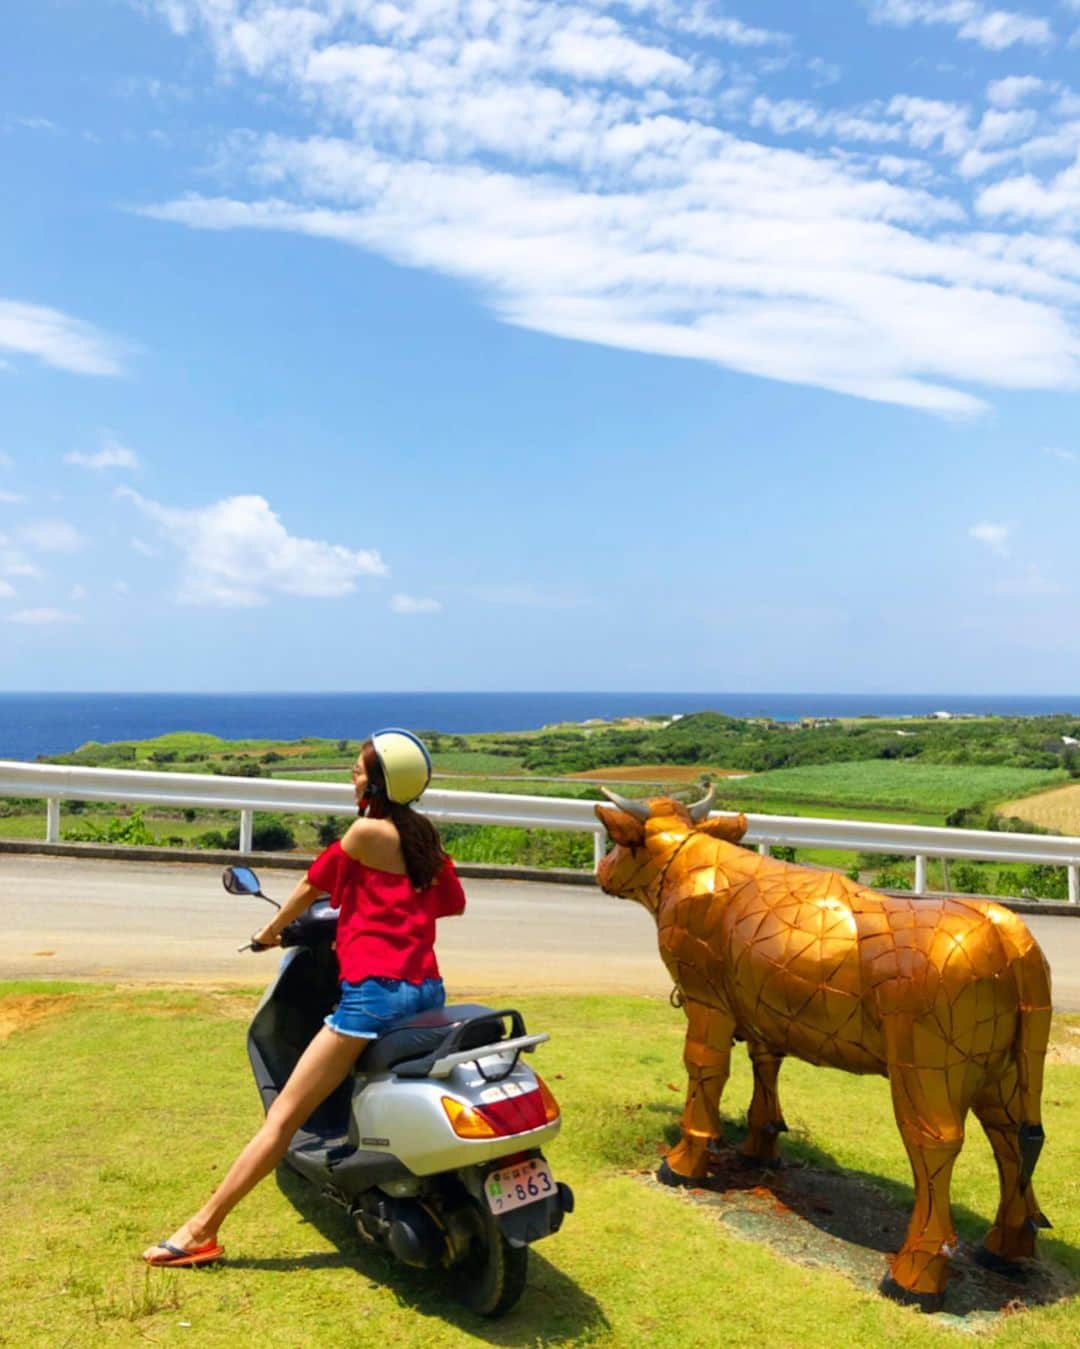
[599,787,651,821]
[685,783,715,822]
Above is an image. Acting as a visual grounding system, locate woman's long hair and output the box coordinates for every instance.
[360,739,445,890]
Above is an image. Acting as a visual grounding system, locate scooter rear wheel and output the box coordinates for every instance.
[456,1200,528,1318]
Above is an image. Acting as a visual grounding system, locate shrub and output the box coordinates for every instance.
[1017,864,1068,901]
[872,865,912,891]
[222,817,297,852]
[440,823,592,869]
[315,815,347,848]
[949,863,985,894]
[63,811,160,846]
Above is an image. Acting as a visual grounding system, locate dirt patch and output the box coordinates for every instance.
[0,994,76,1042]
[643,1144,1076,1328]
[567,764,747,782]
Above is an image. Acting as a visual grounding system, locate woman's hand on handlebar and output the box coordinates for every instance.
[238,875,320,953]
[250,923,282,951]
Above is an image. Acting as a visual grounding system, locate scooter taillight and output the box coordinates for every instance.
[475,1091,547,1135]
[441,1079,560,1140]
[441,1097,499,1139]
[534,1074,561,1123]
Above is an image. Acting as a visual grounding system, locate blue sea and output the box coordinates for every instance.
[2,691,1080,762]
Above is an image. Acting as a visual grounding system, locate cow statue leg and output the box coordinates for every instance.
[880,1018,969,1311]
[971,1067,1050,1271]
[659,999,734,1185]
[738,1042,787,1165]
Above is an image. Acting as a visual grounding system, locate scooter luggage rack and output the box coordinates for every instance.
[393,1008,549,1082]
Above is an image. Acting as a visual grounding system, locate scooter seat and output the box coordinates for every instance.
[358,1003,507,1075]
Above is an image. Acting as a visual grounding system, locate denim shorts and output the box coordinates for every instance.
[324,975,446,1040]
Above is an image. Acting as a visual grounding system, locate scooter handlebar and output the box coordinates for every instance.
[237,918,306,953]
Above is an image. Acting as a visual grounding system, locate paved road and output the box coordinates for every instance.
[3,854,1079,1009]
[0,854,666,994]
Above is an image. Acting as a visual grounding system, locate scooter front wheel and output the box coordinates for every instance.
[455,1199,528,1318]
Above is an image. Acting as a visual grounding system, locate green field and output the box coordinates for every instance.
[6,720,1074,891]
[2,982,1077,1347]
[717,762,1065,815]
[429,751,527,775]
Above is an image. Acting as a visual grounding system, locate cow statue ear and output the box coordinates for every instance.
[594,804,647,847]
[696,813,748,843]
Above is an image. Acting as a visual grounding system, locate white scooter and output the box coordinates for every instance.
[225,865,573,1317]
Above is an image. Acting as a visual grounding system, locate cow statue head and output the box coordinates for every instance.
[594,786,748,913]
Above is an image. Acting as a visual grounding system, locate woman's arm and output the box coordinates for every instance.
[252,876,322,948]
[434,857,466,917]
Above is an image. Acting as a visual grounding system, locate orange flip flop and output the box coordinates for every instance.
[145,1239,225,1268]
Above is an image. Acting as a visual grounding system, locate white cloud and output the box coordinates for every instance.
[6,607,80,625]
[0,299,125,375]
[0,452,12,467]
[969,520,1011,553]
[977,153,1080,227]
[137,1,1080,415]
[0,579,14,598]
[0,490,25,504]
[114,580,130,595]
[866,2,1054,50]
[65,440,140,471]
[19,519,84,552]
[986,75,1047,108]
[543,16,692,87]
[1045,444,1078,459]
[119,487,387,606]
[0,552,42,578]
[70,584,87,601]
[390,592,441,614]
[131,536,157,556]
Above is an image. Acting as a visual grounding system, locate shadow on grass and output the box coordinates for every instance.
[223,1165,608,1346]
[647,1104,1078,1321]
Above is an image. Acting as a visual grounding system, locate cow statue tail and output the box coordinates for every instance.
[1013,942,1053,1193]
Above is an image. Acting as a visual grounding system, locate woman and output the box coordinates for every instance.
[143,728,466,1267]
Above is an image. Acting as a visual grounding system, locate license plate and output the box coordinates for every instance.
[484,1157,555,1215]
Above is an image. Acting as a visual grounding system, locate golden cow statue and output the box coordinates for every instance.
[595,788,1052,1312]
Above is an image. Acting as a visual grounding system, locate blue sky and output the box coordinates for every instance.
[2,0,1079,694]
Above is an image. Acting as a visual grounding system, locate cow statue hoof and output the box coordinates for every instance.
[972,1245,1029,1282]
[734,1148,783,1171]
[656,1158,698,1189]
[879,1275,944,1315]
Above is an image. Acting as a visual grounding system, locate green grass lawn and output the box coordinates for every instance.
[1,983,1077,1347]
[717,762,1065,815]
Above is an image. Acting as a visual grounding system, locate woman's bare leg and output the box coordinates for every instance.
[144,1027,367,1258]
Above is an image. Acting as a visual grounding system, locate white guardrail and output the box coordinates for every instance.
[0,761,1077,904]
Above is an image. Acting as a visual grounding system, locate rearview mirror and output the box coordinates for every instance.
[223,865,263,897]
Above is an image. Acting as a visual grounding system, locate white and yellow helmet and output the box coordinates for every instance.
[371,728,433,805]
